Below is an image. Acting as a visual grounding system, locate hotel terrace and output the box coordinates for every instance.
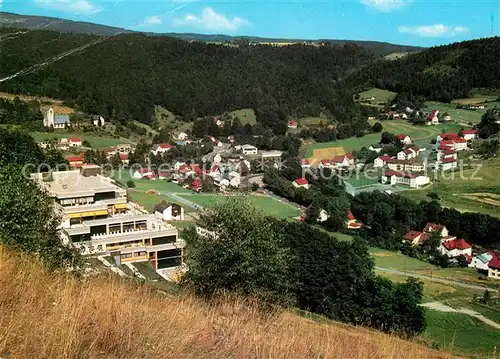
[31,165,185,269]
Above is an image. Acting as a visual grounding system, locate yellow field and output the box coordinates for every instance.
[461,194,500,207]
[452,97,497,105]
[308,146,345,166]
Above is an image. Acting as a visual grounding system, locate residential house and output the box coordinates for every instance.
[215,119,224,127]
[386,159,425,172]
[69,137,82,147]
[438,238,472,258]
[230,176,241,188]
[116,144,132,153]
[423,223,449,237]
[437,133,460,142]
[346,211,361,229]
[436,149,457,171]
[43,107,71,129]
[241,144,258,155]
[154,202,185,221]
[92,115,105,127]
[318,160,333,169]
[191,178,201,192]
[152,143,172,156]
[158,171,171,180]
[442,112,451,122]
[437,133,468,151]
[395,134,412,145]
[374,154,392,168]
[133,168,155,180]
[31,167,185,270]
[317,209,329,223]
[66,155,84,169]
[332,155,350,168]
[487,255,500,279]
[396,147,419,160]
[288,120,298,129]
[292,178,309,189]
[300,159,311,169]
[381,171,430,188]
[369,144,383,153]
[462,129,478,141]
[426,109,439,125]
[175,132,189,141]
[214,175,230,188]
[120,154,129,166]
[403,230,430,246]
[469,252,493,271]
[261,151,283,160]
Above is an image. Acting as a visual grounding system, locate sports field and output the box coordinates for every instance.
[29,131,133,148]
[178,193,301,219]
[113,170,190,194]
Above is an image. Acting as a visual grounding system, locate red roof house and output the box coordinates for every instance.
[288,120,298,128]
[191,178,201,192]
[294,178,308,185]
[442,238,471,251]
[488,255,500,270]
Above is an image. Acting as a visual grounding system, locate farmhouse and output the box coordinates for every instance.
[154,202,185,221]
[423,223,449,237]
[395,134,412,145]
[241,144,258,155]
[462,129,478,141]
[292,178,309,189]
[438,238,472,258]
[374,154,392,168]
[346,211,361,229]
[487,256,500,279]
[402,231,429,246]
[426,109,439,125]
[381,170,430,188]
[43,107,71,129]
[152,143,172,156]
[66,155,84,169]
[469,252,494,271]
[288,120,298,129]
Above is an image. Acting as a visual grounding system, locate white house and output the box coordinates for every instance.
[300,159,311,169]
[214,175,230,188]
[396,147,419,160]
[442,113,451,122]
[369,144,383,153]
[155,203,185,221]
[68,137,82,147]
[133,168,155,179]
[93,116,105,127]
[241,144,258,155]
[395,134,412,145]
[292,178,309,189]
[438,238,472,258]
[317,209,329,223]
[381,171,430,188]
[176,132,189,141]
[469,252,493,271]
[288,120,298,129]
[437,149,458,171]
[43,107,71,129]
[120,154,129,165]
[403,231,430,246]
[229,177,241,188]
[462,129,478,141]
[152,143,172,156]
[423,223,449,237]
[261,151,283,159]
[374,154,392,168]
[488,256,500,279]
[426,109,439,125]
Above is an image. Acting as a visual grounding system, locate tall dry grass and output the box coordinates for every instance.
[0,246,453,359]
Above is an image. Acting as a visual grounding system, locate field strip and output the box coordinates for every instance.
[308,146,345,165]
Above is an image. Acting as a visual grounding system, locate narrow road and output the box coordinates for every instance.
[160,191,202,210]
[422,301,500,330]
[375,266,498,292]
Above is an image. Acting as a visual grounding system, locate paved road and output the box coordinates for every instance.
[375,266,498,293]
[422,301,500,330]
[160,191,203,210]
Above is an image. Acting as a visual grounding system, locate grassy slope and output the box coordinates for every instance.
[358,88,397,103]
[29,131,133,148]
[230,108,257,125]
[178,194,301,219]
[0,247,451,359]
[423,101,500,125]
[304,120,462,157]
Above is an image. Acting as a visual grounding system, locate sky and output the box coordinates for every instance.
[2,0,500,46]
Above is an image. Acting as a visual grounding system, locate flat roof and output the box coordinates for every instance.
[32,170,121,199]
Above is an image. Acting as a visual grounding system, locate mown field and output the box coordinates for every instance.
[127,189,191,213]
[230,108,257,125]
[178,193,301,219]
[424,100,500,125]
[357,88,397,104]
[114,170,190,194]
[402,156,500,218]
[29,131,133,148]
[304,120,462,159]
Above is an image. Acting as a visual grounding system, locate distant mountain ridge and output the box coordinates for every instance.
[0,11,423,56]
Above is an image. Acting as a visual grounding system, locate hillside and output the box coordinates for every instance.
[0,12,422,56]
[348,37,500,103]
[0,246,450,359]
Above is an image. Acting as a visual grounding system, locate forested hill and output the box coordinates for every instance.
[0,12,422,56]
[0,27,375,125]
[347,37,500,103]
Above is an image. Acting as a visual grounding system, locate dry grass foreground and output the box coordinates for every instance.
[0,247,452,359]
[0,91,74,114]
[308,146,346,166]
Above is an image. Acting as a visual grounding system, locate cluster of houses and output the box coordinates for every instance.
[435,130,476,170]
[42,107,105,129]
[317,153,355,170]
[402,222,500,279]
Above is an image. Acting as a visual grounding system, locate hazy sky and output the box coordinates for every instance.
[3,0,500,46]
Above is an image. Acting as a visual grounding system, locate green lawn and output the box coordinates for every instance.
[128,190,190,213]
[402,156,500,218]
[423,310,500,357]
[304,120,462,157]
[230,108,256,125]
[344,169,382,187]
[29,131,133,148]
[357,88,397,103]
[297,116,328,127]
[155,106,192,133]
[424,100,500,125]
[113,170,191,194]
[178,194,301,219]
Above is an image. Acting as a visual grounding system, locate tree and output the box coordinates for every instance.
[456,255,469,268]
[110,152,122,169]
[372,122,383,133]
[183,197,295,306]
[380,132,395,144]
[0,166,80,268]
[126,180,135,188]
[251,182,259,191]
[481,290,492,304]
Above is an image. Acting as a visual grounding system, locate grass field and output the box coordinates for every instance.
[304,120,462,158]
[424,100,500,125]
[423,310,500,357]
[29,131,133,148]
[344,169,382,187]
[155,106,192,133]
[113,170,190,194]
[230,108,257,125]
[127,190,188,212]
[178,194,301,219]
[402,156,500,218]
[357,88,397,104]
